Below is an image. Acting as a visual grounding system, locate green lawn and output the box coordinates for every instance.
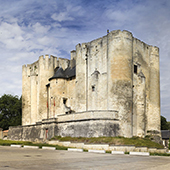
[150,152,170,156]
[0,139,67,150]
[51,136,164,149]
[0,138,169,156]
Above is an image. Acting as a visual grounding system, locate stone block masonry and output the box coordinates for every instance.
[8,30,161,142]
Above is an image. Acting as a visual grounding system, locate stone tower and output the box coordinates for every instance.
[8,30,160,141]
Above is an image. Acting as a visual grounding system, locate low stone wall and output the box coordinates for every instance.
[8,111,121,141]
[8,121,58,142]
[83,144,109,150]
[109,145,135,152]
[48,140,168,153]
[8,119,120,141]
[57,119,120,137]
[8,126,23,141]
[57,110,118,122]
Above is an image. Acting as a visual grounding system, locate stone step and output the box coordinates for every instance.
[11,145,22,148]
[42,146,56,150]
[111,151,125,155]
[129,152,150,156]
[23,145,39,149]
[88,150,106,153]
[68,148,83,152]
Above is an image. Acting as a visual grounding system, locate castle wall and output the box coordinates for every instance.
[22,65,31,125]
[57,119,119,137]
[66,79,76,112]
[87,36,108,111]
[78,30,134,137]
[8,120,58,142]
[50,79,66,117]
[132,38,160,137]
[66,30,160,138]
[132,38,150,137]
[31,74,37,124]
[133,74,146,137]
[21,30,161,140]
[147,47,160,132]
[49,77,76,116]
[22,55,71,125]
[37,55,56,122]
[107,30,133,137]
[75,44,87,112]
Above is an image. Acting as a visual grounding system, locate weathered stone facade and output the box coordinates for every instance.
[8,30,161,141]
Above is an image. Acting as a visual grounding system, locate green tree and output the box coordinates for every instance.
[167,122,170,130]
[0,94,22,130]
[161,115,168,130]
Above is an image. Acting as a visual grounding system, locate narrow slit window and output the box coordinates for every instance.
[45,129,48,139]
[92,86,95,92]
[63,98,67,104]
[134,65,137,74]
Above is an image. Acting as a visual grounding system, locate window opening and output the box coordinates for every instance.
[92,85,95,92]
[63,98,67,104]
[134,65,137,74]
[46,84,50,119]
[45,129,48,139]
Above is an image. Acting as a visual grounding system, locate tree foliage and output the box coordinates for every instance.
[167,122,170,130]
[161,115,169,130]
[0,94,22,130]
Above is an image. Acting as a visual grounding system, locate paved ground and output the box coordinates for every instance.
[0,146,170,170]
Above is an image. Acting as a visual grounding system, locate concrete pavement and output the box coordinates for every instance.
[0,146,170,170]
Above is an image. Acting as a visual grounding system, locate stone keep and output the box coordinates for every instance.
[9,30,161,141]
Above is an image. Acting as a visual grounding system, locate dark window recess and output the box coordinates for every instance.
[92,86,95,92]
[134,65,137,74]
[63,98,67,104]
[45,129,48,139]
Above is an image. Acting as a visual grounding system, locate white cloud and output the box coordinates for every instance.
[32,23,51,34]
[0,0,169,120]
[51,12,74,22]
[8,52,36,61]
[0,22,23,39]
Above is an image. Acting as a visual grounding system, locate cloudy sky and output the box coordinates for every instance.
[0,0,170,120]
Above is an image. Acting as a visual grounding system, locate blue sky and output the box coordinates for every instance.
[0,0,170,120]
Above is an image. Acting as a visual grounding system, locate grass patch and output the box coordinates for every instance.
[55,145,67,150]
[51,136,164,149]
[106,150,111,154]
[150,152,170,156]
[83,149,88,152]
[0,139,169,156]
[0,139,32,146]
[125,152,129,154]
[0,139,67,150]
